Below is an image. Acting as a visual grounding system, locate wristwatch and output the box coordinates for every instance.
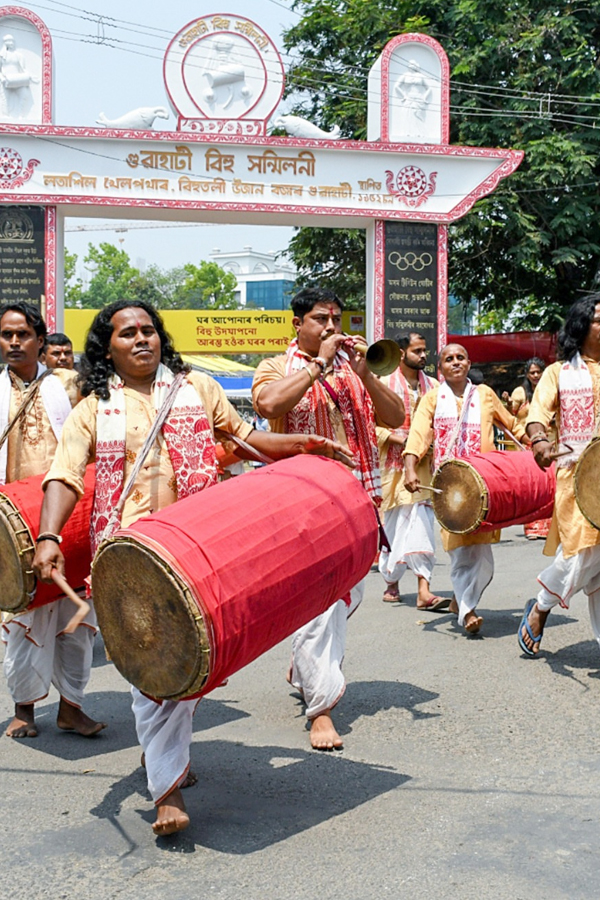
[312,356,327,372]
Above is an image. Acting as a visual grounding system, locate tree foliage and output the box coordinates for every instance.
[282,0,600,330]
[65,245,238,311]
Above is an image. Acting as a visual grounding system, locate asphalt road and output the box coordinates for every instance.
[2,525,600,900]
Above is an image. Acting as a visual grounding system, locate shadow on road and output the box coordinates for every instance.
[90,738,409,853]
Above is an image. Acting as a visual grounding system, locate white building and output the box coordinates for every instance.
[210,246,296,310]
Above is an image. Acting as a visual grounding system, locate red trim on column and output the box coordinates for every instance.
[380,33,450,144]
[0,6,54,124]
[373,220,386,340]
[437,224,448,353]
[44,205,56,330]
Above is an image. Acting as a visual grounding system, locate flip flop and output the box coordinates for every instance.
[418,595,451,612]
[382,584,401,603]
[518,598,542,657]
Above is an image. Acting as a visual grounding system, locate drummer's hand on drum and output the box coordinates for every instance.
[303,435,356,469]
[33,540,65,583]
[531,438,555,470]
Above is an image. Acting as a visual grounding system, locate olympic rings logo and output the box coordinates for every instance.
[388,251,433,272]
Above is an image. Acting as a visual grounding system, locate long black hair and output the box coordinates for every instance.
[78,299,189,400]
[521,357,546,402]
[557,294,600,362]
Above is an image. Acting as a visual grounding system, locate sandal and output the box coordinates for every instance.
[382,583,400,603]
[417,595,451,612]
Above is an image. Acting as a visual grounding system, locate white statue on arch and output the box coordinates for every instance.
[202,37,252,111]
[0,33,38,120]
[394,60,432,136]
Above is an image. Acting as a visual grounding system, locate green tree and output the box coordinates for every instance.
[79,242,141,309]
[282,228,366,308]
[69,246,238,312]
[64,248,83,308]
[172,261,238,309]
[282,0,600,330]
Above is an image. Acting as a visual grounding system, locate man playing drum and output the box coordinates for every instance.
[252,286,404,751]
[0,302,104,740]
[32,299,353,837]
[377,331,443,608]
[404,343,524,635]
[519,294,600,656]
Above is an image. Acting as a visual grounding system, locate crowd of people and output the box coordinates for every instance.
[2,289,600,839]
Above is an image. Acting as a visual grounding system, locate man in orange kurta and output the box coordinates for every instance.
[404,344,524,635]
[519,294,600,657]
[377,331,442,608]
[0,302,103,741]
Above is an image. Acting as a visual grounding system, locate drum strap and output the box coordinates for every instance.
[105,372,186,531]
[0,368,52,452]
[440,383,477,463]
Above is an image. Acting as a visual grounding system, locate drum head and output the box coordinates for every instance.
[92,540,210,700]
[574,439,600,530]
[0,496,33,612]
[432,461,488,534]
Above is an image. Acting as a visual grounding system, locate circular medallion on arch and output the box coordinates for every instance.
[163,15,285,133]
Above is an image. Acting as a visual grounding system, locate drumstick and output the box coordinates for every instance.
[415,483,443,494]
[499,426,527,451]
[50,569,90,634]
[549,441,573,460]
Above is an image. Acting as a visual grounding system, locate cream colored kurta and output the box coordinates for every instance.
[377,373,439,513]
[404,384,525,551]
[45,371,253,530]
[6,367,79,482]
[253,354,348,444]
[527,359,600,559]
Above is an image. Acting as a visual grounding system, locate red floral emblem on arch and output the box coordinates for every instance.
[0,147,40,189]
[385,164,437,208]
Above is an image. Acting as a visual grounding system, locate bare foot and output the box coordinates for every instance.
[449,595,459,615]
[464,612,483,634]
[6,703,37,738]
[140,754,197,789]
[57,697,106,736]
[153,787,190,836]
[521,603,549,655]
[309,710,343,751]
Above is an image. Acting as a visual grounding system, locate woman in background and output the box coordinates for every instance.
[505,357,553,540]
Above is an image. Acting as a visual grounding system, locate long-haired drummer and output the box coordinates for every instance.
[32,299,352,837]
[0,302,104,739]
[376,332,443,609]
[403,344,525,635]
[519,294,600,657]
[252,286,404,751]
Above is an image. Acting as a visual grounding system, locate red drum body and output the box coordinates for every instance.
[431,450,556,534]
[0,467,95,613]
[91,455,378,701]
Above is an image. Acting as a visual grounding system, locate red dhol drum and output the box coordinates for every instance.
[431,450,556,534]
[0,466,95,613]
[91,455,378,701]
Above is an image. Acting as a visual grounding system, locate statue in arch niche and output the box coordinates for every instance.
[0,34,38,120]
[394,60,432,136]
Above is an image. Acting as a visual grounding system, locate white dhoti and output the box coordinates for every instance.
[449,544,494,627]
[537,544,600,647]
[131,686,200,805]
[378,501,436,585]
[2,599,97,707]
[289,580,364,719]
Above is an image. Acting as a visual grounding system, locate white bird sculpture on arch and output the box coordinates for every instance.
[96,106,169,130]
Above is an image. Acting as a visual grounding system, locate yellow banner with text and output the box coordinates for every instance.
[64,309,366,354]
